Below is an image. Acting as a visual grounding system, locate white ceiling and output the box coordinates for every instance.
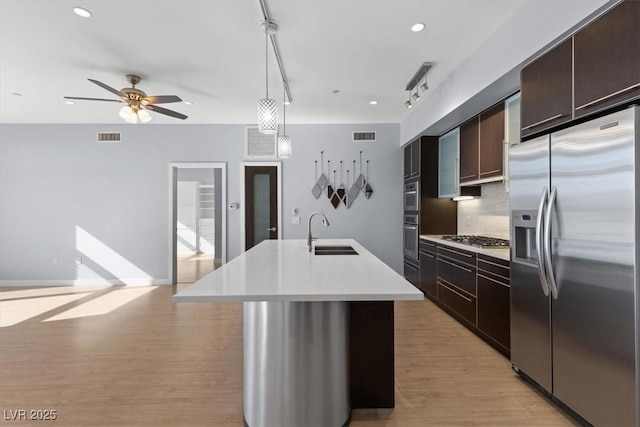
[0,0,522,125]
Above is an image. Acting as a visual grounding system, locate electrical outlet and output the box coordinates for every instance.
[465,216,472,226]
[292,216,301,225]
[76,256,83,266]
[52,257,58,265]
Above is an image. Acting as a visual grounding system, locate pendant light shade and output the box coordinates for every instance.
[258,20,278,134]
[258,98,278,134]
[277,83,291,158]
[277,134,291,158]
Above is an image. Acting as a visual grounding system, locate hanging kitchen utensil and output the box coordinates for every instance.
[337,161,346,205]
[329,170,341,208]
[364,160,373,199]
[345,169,354,208]
[348,159,360,203]
[311,160,323,199]
[354,151,366,190]
[316,151,329,191]
[326,160,334,201]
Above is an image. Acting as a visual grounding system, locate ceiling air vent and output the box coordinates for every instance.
[352,131,376,142]
[246,126,277,158]
[97,132,122,143]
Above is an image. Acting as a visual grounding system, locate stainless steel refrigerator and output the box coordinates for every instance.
[509,106,638,426]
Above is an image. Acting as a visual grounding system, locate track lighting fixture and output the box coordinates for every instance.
[404,62,433,108]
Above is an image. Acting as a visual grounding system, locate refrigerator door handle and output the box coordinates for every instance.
[544,186,559,299]
[536,187,550,296]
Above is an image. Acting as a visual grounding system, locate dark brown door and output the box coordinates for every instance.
[520,38,573,138]
[245,166,278,250]
[574,0,640,119]
[479,102,505,179]
[459,117,479,183]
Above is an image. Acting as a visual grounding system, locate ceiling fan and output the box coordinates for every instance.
[64,74,188,123]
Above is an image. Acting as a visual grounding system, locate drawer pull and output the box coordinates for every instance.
[478,258,510,270]
[521,114,563,131]
[439,257,473,273]
[478,273,509,287]
[419,251,435,258]
[575,83,640,111]
[437,281,473,303]
[439,246,473,258]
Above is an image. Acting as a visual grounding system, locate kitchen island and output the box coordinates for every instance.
[173,239,422,427]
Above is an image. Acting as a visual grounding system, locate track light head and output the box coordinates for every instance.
[420,81,429,91]
[404,100,413,109]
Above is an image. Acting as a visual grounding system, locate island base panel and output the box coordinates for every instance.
[243,301,350,427]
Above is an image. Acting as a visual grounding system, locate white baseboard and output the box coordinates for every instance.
[0,279,173,287]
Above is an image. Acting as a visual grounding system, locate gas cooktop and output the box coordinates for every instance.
[441,235,510,248]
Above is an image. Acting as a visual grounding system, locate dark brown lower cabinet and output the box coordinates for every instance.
[349,301,394,409]
[419,241,437,297]
[403,258,419,287]
[421,239,511,357]
[477,254,510,355]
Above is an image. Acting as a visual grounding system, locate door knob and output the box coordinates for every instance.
[266,227,277,232]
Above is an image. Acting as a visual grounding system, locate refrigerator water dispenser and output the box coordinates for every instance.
[512,210,538,265]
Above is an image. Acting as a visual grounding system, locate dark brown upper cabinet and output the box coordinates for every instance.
[403,140,420,180]
[459,118,479,183]
[574,0,640,119]
[479,102,505,180]
[521,38,573,138]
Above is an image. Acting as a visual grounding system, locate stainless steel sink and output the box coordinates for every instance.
[314,245,358,255]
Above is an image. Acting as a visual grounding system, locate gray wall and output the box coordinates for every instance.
[176,167,215,185]
[0,123,402,284]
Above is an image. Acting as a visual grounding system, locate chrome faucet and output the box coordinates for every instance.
[307,211,330,252]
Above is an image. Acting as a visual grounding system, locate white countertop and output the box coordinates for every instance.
[173,239,424,303]
[420,235,510,261]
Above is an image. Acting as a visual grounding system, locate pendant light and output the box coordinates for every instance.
[278,83,291,158]
[257,20,278,134]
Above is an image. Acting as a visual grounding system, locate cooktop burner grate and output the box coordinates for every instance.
[441,235,510,248]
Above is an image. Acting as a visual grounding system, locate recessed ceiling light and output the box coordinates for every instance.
[11,92,22,97]
[65,100,74,105]
[332,89,340,94]
[411,23,425,32]
[183,101,193,105]
[73,7,92,18]
[370,101,378,105]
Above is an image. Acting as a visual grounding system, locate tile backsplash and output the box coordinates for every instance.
[457,181,509,239]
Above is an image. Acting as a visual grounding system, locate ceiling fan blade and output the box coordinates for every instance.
[145,104,187,120]
[88,79,126,98]
[64,96,124,103]
[143,95,182,104]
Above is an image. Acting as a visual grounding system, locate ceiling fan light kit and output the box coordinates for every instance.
[64,73,187,123]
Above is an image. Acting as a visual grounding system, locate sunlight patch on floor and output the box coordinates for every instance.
[43,286,156,322]
[0,293,93,327]
[0,286,110,301]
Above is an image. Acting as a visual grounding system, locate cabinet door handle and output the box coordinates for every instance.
[439,257,473,273]
[478,273,509,287]
[439,246,473,258]
[521,114,564,131]
[460,173,476,179]
[437,280,473,303]
[266,227,277,232]
[575,83,640,111]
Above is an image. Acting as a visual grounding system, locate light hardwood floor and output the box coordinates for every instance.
[0,285,578,426]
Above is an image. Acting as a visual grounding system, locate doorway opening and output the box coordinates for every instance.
[169,163,226,284]
[241,162,282,251]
